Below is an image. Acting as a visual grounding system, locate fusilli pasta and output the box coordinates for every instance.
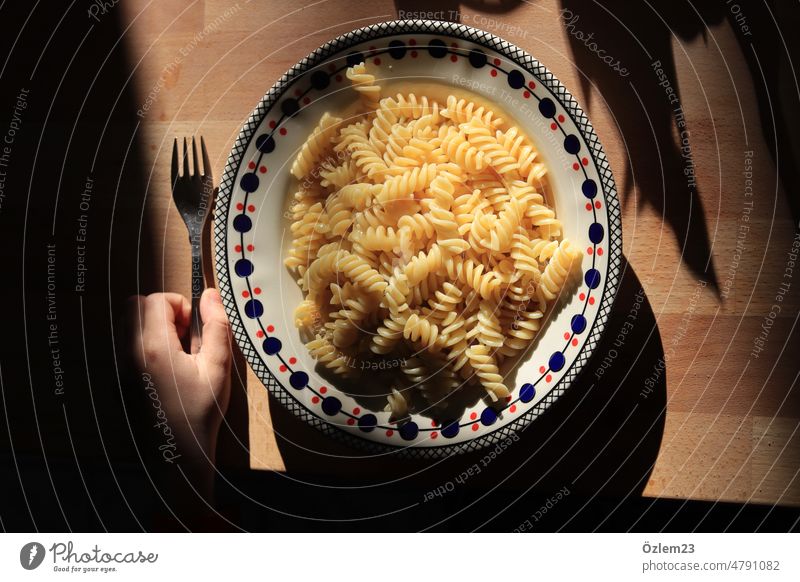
[285,63,581,420]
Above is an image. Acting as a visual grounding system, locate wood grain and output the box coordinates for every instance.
[122,0,799,505]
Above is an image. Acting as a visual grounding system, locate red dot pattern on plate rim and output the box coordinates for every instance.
[238,39,611,436]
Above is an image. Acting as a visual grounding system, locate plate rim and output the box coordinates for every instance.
[213,19,623,458]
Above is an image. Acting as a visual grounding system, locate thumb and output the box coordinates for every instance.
[197,288,232,371]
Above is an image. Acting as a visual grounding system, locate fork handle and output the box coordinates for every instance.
[190,234,204,354]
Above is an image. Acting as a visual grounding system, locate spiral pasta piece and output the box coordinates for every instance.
[346,63,380,110]
[403,313,440,351]
[377,163,438,205]
[291,113,342,179]
[537,239,581,308]
[439,126,488,172]
[466,344,509,401]
[306,335,352,376]
[442,95,504,129]
[463,118,521,177]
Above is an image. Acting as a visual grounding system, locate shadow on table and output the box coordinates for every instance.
[0,3,168,529]
[248,256,665,530]
[559,0,800,290]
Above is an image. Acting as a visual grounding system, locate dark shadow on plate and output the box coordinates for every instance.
[249,256,665,530]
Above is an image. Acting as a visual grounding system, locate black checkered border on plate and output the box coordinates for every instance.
[213,20,622,458]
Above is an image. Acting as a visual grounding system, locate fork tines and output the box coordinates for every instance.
[171,136,211,182]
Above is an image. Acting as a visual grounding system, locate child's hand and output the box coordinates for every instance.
[128,289,232,465]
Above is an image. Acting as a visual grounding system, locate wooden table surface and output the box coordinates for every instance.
[124,0,799,506]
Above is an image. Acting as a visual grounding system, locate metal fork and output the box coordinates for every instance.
[171,136,215,354]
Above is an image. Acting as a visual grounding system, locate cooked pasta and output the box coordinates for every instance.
[285,63,582,420]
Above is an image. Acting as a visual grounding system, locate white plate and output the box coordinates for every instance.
[214,20,622,457]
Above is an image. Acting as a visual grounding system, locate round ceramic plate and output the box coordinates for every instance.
[214,20,622,457]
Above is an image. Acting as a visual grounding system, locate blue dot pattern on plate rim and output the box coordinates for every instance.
[346,51,363,66]
[428,39,447,58]
[244,299,263,318]
[310,70,330,89]
[507,69,525,89]
[582,179,598,198]
[589,222,604,244]
[221,29,615,450]
[263,337,281,355]
[564,134,581,154]
[289,371,308,389]
[255,134,275,153]
[519,383,536,403]
[358,414,378,432]
[233,214,251,233]
[549,351,566,372]
[240,172,259,192]
[399,422,419,440]
[281,98,299,117]
[480,407,498,426]
[321,396,342,415]
[538,97,556,118]
[234,258,254,277]
[571,314,587,334]
[388,40,407,59]
[441,420,460,439]
[469,49,487,68]
[585,268,602,289]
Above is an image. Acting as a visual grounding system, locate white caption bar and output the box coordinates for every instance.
[0,533,797,580]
